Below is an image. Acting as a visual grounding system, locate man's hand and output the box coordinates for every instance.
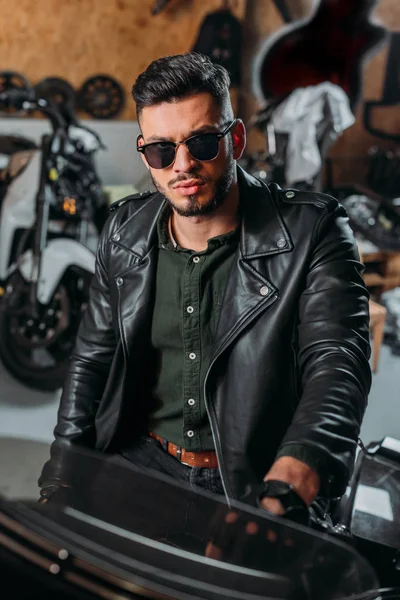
[260,456,320,515]
[205,456,319,560]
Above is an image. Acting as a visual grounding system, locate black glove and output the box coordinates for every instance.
[258,480,310,526]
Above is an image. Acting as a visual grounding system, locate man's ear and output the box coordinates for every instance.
[137,136,150,170]
[232,119,246,161]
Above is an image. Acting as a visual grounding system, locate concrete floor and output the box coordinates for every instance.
[0,345,399,500]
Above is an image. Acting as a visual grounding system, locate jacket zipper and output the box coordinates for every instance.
[204,291,279,502]
[203,382,232,502]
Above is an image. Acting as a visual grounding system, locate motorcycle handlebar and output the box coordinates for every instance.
[0,89,105,149]
[0,89,67,131]
[0,87,36,109]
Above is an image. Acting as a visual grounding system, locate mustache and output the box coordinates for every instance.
[168,172,210,188]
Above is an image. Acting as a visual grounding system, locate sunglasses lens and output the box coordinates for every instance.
[187,134,219,161]
[141,132,221,169]
[144,143,175,169]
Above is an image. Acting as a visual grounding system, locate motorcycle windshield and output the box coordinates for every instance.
[1,444,379,600]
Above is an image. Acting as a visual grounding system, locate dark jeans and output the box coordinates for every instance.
[118,434,224,495]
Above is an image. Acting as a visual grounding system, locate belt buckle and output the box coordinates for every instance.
[176,446,193,467]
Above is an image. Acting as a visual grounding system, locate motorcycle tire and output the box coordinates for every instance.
[0,269,91,392]
[0,315,69,392]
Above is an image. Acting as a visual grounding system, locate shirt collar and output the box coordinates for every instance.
[157,201,240,254]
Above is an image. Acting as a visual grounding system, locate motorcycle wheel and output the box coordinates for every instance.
[0,268,91,392]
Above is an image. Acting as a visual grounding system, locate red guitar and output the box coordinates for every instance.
[256,0,387,108]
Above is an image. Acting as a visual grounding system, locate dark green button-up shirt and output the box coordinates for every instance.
[148,204,239,450]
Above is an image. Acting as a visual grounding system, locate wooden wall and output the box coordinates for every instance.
[0,0,245,120]
[0,0,398,185]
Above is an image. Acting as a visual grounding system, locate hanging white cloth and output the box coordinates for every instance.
[269,82,355,186]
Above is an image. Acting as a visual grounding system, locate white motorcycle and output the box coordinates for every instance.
[0,89,107,391]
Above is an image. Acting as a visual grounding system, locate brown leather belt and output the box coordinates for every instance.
[149,432,218,468]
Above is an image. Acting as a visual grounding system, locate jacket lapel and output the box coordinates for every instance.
[111,192,165,359]
[211,168,293,360]
[116,246,158,360]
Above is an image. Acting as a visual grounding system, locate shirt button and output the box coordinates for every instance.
[186,306,194,314]
[260,285,269,296]
[188,399,195,406]
[277,238,286,248]
[112,233,121,242]
[116,277,124,287]
[189,352,196,360]
[187,430,194,438]
[285,190,295,199]
[193,256,200,264]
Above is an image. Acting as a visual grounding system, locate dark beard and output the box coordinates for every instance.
[151,158,235,217]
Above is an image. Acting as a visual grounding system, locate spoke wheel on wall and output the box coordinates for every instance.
[0,71,33,116]
[78,74,125,119]
[35,76,77,113]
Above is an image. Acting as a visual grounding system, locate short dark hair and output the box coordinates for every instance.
[132,53,231,121]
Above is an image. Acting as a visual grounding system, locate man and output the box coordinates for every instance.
[39,53,371,520]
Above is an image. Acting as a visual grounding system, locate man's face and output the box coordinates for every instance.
[137,93,245,217]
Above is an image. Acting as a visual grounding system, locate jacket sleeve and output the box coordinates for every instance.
[277,203,371,497]
[39,217,117,488]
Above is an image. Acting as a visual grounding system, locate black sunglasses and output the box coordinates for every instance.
[137,119,238,169]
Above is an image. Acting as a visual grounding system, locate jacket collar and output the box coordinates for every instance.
[111,190,164,260]
[112,166,293,260]
[237,166,293,259]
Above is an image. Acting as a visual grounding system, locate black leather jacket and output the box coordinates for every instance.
[40,168,371,502]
